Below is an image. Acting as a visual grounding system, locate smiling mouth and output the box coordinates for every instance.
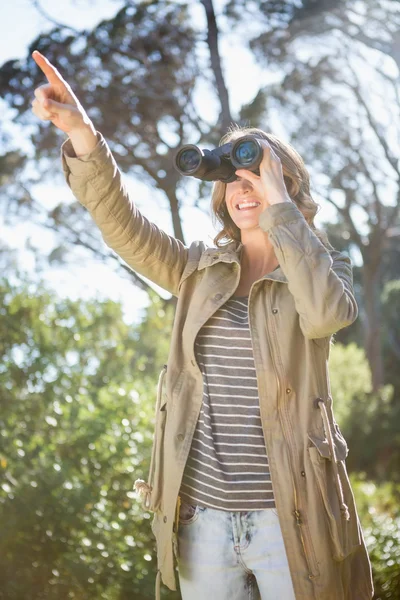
[235,201,261,211]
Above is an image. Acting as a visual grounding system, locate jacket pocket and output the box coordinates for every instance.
[307,432,361,561]
[135,365,168,513]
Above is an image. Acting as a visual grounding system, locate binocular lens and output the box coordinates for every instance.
[233,140,259,166]
[177,148,201,173]
[174,136,262,182]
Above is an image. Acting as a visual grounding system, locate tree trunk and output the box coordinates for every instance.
[200,0,233,134]
[166,189,185,244]
[362,252,384,392]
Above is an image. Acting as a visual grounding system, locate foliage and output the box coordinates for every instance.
[329,338,400,598]
[329,342,397,482]
[329,341,373,427]
[1,272,400,597]
[382,280,400,394]
[0,276,178,599]
[351,476,400,600]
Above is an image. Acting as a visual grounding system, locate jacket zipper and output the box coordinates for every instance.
[252,281,320,579]
[273,359,319,579]
[233,268,318,577]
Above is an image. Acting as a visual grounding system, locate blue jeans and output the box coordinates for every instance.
[176,502,296,600]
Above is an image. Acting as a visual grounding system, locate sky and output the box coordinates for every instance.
[1,0,343,324]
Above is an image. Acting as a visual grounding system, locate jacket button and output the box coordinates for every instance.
[272,308,278,314]
[163,516,167,523]
[214,293,222,301]
[177,433,185,442]
[301,470,306,477]
[286,388,291,394]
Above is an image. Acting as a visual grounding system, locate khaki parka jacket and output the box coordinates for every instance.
[62,133,373,600]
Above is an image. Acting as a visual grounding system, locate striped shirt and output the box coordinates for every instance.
[180,295,275,511]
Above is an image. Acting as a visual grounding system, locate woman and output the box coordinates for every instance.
[31,50,373,600]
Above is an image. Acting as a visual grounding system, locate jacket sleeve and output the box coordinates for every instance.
[259,202,358,339]
[61,132,188,297]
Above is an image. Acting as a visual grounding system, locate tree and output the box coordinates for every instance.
[0,273,179,599]
[0,0,351,296]
[381,279,400,419]
[1,0,399,389]
[0,1,208,305]
[225,0,400,391]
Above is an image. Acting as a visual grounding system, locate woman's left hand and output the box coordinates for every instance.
[235,140,292,207]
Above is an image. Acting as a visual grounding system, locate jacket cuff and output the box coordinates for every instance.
[258,201,306,232]
[61,131,107,178]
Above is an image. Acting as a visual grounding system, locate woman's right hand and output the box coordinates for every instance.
[31,50,97,155]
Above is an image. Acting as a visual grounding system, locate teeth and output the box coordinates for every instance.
[237,202,260,210]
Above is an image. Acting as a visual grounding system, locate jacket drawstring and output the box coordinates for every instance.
[155,569,161,600]
[174,495,181,534]
[133,479,152,509]
[317,399,350,521]
[134,365,167,509]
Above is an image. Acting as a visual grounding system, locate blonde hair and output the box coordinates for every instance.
[211,125,333,250]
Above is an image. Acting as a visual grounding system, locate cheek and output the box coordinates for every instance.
[224,185,235,207]
[223,184,237,219]
[223,192,229,208]
[224,196,235,218]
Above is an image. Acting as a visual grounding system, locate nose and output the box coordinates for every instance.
[236,176,253,191]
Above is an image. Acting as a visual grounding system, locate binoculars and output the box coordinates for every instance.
[174,135,264,183]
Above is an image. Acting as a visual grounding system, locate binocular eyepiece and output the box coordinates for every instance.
[174,135,264,183]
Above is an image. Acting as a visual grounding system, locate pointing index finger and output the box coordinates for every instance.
[32,50,64,85]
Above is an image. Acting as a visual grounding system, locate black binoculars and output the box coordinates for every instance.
[174,135,264,183]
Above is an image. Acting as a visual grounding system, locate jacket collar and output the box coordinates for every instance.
[197,240,288,284]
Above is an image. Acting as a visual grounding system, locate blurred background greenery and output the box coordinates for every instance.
[0,0,399,598]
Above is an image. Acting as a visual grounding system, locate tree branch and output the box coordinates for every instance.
[200,0,233,133]
[320,176,363,249]
[31,0,80,34]
[339,46,399,175]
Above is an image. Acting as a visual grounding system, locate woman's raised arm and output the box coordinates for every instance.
[31,51,190,296]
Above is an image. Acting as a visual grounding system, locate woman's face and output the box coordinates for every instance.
[224,175,264,232]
